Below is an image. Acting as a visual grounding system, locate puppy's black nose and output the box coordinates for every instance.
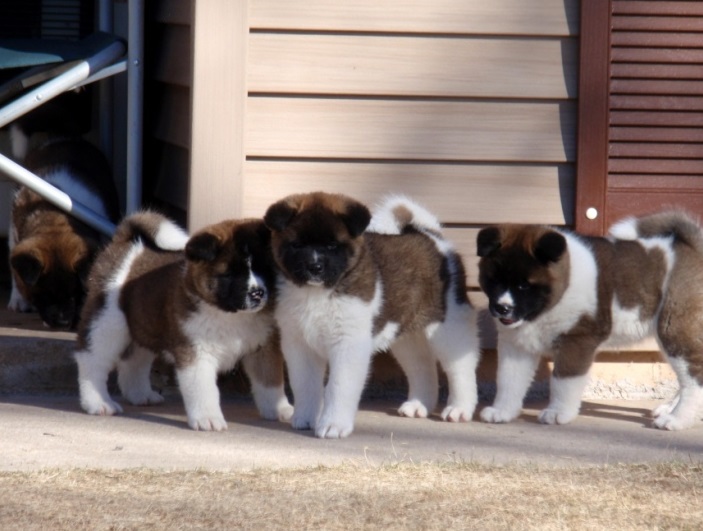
[494,303,512,316]
[307,262,323,275]
[249,288,265,301]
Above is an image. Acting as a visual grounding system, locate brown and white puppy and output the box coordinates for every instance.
[477,210,703,430]
[8,137,120,328]
[264,192,480,439]
[74,211,293,431]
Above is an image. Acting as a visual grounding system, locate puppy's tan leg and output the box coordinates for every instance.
[241,337,294,421]
[117,344,164,406]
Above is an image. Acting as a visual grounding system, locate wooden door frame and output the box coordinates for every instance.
[574,0,610,235]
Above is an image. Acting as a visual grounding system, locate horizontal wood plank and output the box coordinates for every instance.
[248,34,577,99]
[609,143,703,159]
[249,0,579,36]
[606,190,703,228]
[240,160,573,224]
[612,15,703,32]
[612,1,703,16]
[610,111,703,127]
[612,63,703,80]
[608,158,703,174]
[609,174,703,190]
[612,48,703,64]
[611,79,703,96]
[245,98,576,162]
[610,126,703,142]
[611,31,703,48]
[150,24,191,87]
[611,95,703,111]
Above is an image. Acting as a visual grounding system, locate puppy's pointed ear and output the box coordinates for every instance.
[265,199,299,232]
[11,252,43,286]
[535,231,567,264]
[477,227,502,257]
[342,202,371,238]
[185,232,220,262]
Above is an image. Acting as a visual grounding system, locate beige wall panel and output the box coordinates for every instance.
[189,0,248,230]
[241,161,573,224]
[246,99,576,162]
[249,35,578,99]
[250,0,579,36]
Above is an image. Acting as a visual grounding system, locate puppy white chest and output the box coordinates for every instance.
[276,279,380,357]
[181,302,273,369]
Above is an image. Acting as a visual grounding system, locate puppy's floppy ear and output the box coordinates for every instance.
[477,226,502,257]
[535,231,567,264]
[342,202,371,238]
[185,232,221,262]
[10,252,44,286]
[264,199,298,232]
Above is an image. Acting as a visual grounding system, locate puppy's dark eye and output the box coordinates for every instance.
[290,242,304,250]
[517,281,531,291]
[326,243,338,251]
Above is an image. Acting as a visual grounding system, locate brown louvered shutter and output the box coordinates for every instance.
[576,0,703,235]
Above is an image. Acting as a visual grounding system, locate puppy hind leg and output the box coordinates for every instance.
[653,357,703,431]
[241,340,294,422]
[391,333,438,419]
[428,310,480,422]
[117,344,164,406]
[75,313,131,416]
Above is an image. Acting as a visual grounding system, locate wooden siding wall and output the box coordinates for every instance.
[189,0,580,289]
[144,0,192,216]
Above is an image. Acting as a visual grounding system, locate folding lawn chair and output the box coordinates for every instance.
[0,26,136,236]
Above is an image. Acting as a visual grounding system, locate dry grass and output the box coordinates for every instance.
[1,462,702,530]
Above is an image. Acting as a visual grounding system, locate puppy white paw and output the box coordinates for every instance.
[83,398,124,416]
[441,404,475,422]
[398,399,429,419]
[187,412,228,431]
[480,406,520,424]
[290,413,314,430]
[123,390,164,407]
[259,400,295,422]
[277,402,295,421]
[652,402,675,418]
[538,407,578,425]
[7,291,32,312]
[652,413,692,431]
[315,420,354,439]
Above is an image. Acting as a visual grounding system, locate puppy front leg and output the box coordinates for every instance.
[281,335,325,431]
[480,341,540,424]
[316,339,373,439]
[539,340,598,425]
[176,356,226,431]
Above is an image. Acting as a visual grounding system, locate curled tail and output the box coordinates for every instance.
[609,210,703,254]
[367,195,444,237]
[113,210,189,250]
